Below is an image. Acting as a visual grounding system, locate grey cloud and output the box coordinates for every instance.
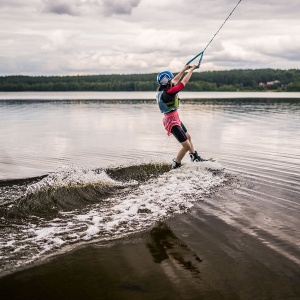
[44,4,75,15]
[285,51,300,62]
[40,0,141,17]
[174,0,300,20]
[261,45,300,63]
[42,0,78,16]
[0,0,41,9]
[102,0,141,15]
[0,0,27,7]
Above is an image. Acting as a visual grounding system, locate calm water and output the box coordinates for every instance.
[0,92,300,299]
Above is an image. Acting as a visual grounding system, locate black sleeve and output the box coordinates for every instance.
[161,92,175,103]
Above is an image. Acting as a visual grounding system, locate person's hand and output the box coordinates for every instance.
[191,63,200,70]
[184,65,191,71]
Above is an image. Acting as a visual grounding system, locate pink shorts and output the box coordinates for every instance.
[162,110,181,136]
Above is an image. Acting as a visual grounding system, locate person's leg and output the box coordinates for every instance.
[173,123,195,161]
[171,123,207,168]
[171,124,191,166]
[185,132,195,154]
[175,139,193,163]
[182,124,206,161]
[172,124,206,164]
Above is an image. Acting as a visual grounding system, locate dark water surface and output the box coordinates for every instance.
[0,94,299,299]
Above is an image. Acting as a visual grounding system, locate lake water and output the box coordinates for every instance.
[0,92,300,299]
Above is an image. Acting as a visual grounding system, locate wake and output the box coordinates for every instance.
[0,158,228,276]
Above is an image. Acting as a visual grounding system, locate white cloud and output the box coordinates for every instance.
[41,30,78,51]
[0,0,299,75]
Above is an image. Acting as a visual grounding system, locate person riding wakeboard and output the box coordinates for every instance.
[156,64,207,169]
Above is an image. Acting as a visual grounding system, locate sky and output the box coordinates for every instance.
[0,0,299,76]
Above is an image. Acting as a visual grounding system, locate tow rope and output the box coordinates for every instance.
[186,0,243,68]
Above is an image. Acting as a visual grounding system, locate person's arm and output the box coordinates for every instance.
[181,64,198,86]
[166,64,199,94]
[172,65,191,85]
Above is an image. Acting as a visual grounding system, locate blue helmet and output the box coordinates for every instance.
[157,70,174,85]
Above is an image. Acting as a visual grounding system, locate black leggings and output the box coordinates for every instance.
[171,122,188,143]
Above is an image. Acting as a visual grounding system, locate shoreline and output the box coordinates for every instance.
[1,91,300,101]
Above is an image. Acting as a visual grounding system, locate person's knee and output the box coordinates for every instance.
[186,132,192,142]
[181,140,191,151]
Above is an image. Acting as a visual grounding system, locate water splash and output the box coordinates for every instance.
[0,160,227,276]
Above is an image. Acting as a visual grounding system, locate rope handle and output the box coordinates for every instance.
[185,52,204,69]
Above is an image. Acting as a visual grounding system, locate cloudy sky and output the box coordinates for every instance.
[0,0,299,75]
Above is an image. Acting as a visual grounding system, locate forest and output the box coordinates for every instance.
[0,69,299,92]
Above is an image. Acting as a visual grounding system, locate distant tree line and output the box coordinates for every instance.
[0,69,299,92]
